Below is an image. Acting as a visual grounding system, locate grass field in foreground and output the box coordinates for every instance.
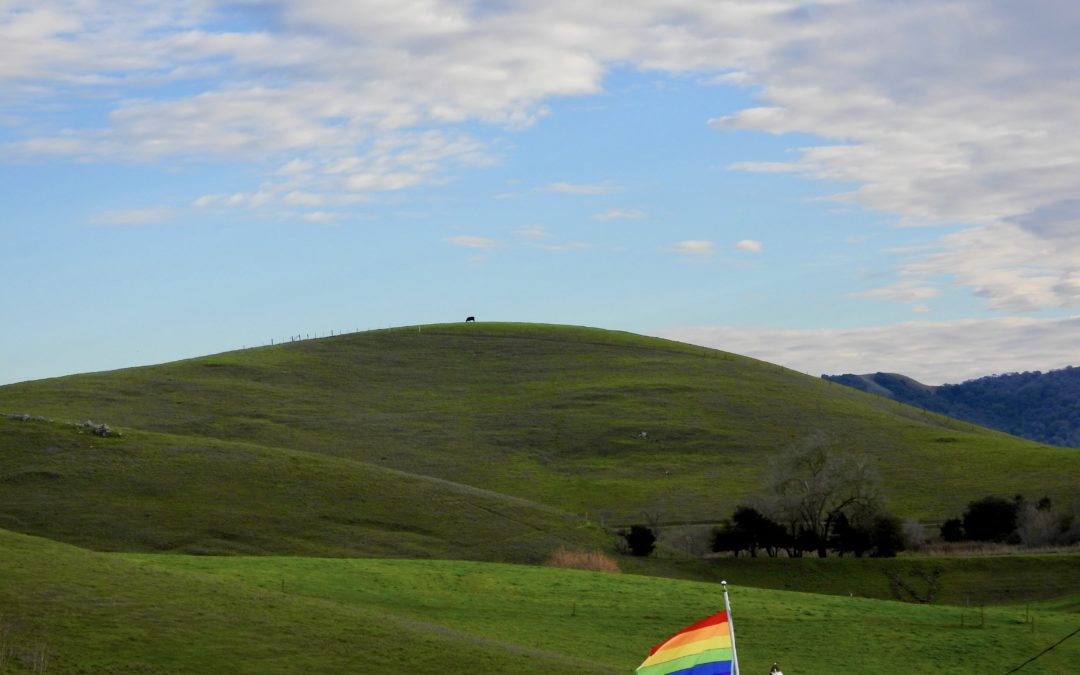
[1,528,1076,674]
[142,554,1080,674]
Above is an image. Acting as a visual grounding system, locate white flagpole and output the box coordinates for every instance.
[722,580,741,675]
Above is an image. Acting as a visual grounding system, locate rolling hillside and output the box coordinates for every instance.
[0,415,606,560]
[2,323,1077,561]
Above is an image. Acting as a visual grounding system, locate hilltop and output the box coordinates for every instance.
[2,323,1077,561]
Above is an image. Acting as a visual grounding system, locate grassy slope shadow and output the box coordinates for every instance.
[0,416,608,562]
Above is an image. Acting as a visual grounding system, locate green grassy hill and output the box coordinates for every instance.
[1,528,1076,674]
[1,323,1076,561]
[0,415,605,560]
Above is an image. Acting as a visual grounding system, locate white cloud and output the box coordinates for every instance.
[659,316,1080,385]
[593,208,645,221]
[511,225,589,251]
[727,161,800,174]
[735,239,763,252]
[5,0,1080,315]
[515,225,548,239]
[185,130,482,211]
[542,181,619,195]
[667,240,715,256]
[284,191,326,207]
[903,222,1080,312]
[276,159,316,175]
[224,191,273,208]
[344,172,423,191]
[850,280,938,304]
[300,211,340,224]
[87,208,174,226]
[531,241,591,252]
[707,71,752,86]
[447,235,497,249]
[708,1,1080,313]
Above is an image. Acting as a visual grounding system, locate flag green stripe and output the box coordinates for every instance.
[636,648,733,675]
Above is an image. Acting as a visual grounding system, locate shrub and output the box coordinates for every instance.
[939,517,964,542]
[1016,503,1058,547]
[832,512,872,557]
[621,524,657,557]
[1059,504,1080,545]
[711,520,749,557]
[962,495,1019,542]
[870,514,906,557]
[711,506,780,558]
[544,548,620,573]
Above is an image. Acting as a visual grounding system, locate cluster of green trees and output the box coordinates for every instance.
[711,505,905,558]
[941,495,1080,546]
[938,367,1080,447]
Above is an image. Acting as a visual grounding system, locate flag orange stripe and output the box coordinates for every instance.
[638,635,733,668]
[650,621,730,656]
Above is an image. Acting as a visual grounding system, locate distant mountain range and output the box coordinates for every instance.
[823,367,1080,448]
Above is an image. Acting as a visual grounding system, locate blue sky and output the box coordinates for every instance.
[3,1,1079,386]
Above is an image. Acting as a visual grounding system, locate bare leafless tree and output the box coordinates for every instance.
[765,432,881,557]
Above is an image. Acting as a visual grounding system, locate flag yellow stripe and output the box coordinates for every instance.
[638,634,732,668]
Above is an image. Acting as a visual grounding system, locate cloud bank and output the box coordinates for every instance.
[660,316,1080,385]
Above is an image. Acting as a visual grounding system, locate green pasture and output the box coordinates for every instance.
[1,528,1076,674]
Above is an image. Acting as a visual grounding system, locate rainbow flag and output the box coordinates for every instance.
[635,611,735,675]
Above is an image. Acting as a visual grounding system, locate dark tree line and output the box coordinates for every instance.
[711,506,906,558]
[941,494,1079,546]
[619,437,1076,560]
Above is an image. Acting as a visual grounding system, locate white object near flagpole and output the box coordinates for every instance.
[722,580,741,675]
